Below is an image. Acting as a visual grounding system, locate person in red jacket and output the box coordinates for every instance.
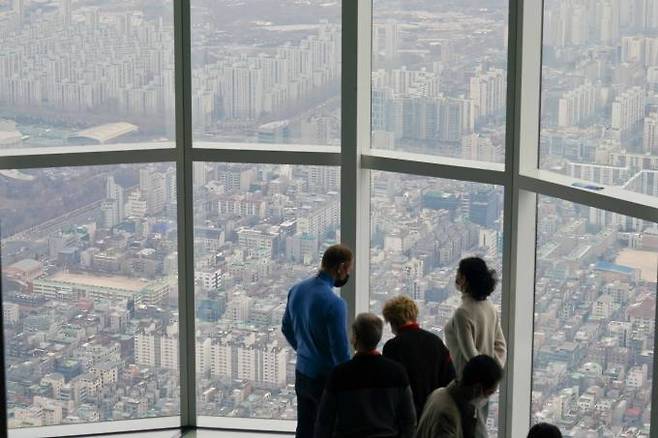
[382,295,456,419]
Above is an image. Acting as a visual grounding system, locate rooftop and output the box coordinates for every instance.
[7,259,42,273]
[594,261,635,275]
[47,272,148,292]
[70,122,138,144]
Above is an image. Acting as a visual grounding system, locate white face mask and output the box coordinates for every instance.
[471,396,488,410]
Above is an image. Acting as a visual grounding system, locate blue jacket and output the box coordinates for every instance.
[282,272,351,378]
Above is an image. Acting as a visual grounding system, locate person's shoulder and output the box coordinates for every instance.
[426,387,456,410]
[379,354,404,369]
[331,359,352,374]
[452,305,475,322]
[383,335,401,351]
[325,292,346,312]
[484,298,498,312]
[426,386,447,402]
[290,275,314,292]
[396,327,433,345]
[417,328,450,348]
[300,274,321,287]
[418,327,440,340]
[326,358,353,385]
[378,356,410,383]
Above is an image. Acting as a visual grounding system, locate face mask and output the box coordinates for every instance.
[334,274,350,288]
[471,396,488,410]
[455,275,463,292]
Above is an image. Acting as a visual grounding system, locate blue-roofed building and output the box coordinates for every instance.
[594,261,640,282]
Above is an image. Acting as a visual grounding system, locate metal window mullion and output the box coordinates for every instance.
[7,417,180,438]
[518,174,658,223]
[0,148,177,170]
[501,187,537,438]
[197,416,296,432]
[651,282,658,437]
[174,0,196,429]
[191,147,341,166]
[500,0,543,436]
[361,152,508,187]
[341,0,371,325]
[0,223,6,438]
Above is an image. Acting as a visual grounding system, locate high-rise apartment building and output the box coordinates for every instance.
[644,112,658,154]
[134,325,178,371]
[373,20,399,60]
[611,86,645,138]
[60,0,72,26]
[139,168,167,215]
[558,82,599,128]
[469,68,506,121]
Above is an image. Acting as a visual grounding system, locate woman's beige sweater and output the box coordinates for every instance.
[444,294,507,377]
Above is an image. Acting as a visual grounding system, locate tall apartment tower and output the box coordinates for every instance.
[13,0,24,27]
[60,0,72,26]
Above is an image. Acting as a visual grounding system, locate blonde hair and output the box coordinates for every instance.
[382,295,419,328]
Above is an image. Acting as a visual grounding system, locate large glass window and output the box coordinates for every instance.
[5,0,658,436]
[532,196,655,436]
[540,1,658,197]
[0,0,175,153]
[1,164,180,429]
[190,1,341,147]
[370,0,508,163]
[193,163,340,421]
[369,170,504,436]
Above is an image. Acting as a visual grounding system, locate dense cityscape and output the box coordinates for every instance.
[532,197,656,437]
[0,0,656,437]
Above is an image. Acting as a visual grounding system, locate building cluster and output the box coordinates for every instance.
[0,0,176,122]
[541,0,658,200]
[531,197,655,436]
[0,1,341,145]
[371,66,505,160]
[190,163,340,418]
[368,172,504,435]
[369,2,507,162]
[191,22,340,130]
[2,0,658,436]
[0,161,344,426]
[2,162,182,428]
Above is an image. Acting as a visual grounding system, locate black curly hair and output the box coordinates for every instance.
[458,257,498,301]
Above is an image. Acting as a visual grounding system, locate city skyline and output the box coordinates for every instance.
[1,0,657,437]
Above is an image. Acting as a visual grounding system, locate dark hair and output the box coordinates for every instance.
[458,257,497,301]
[321,244,353,271]
[352,313,383,350]
[527,423,562,438]
[462,355,503,391]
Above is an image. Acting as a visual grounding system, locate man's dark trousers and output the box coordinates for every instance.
[295,370,327,438]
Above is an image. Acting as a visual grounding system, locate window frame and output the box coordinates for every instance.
[2,0,658,436]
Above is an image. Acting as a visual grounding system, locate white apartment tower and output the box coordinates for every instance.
[469,68,506,121]
[60,0,72,26]
[558,82,598,128]
[644,112,658,153]
[106,176,125,221]
[611,86,645,135]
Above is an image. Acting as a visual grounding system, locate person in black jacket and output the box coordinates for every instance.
[314,313,416,438]
[382,295,456,419]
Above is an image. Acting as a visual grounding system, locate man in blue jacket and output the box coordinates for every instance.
[282,244,353,438]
